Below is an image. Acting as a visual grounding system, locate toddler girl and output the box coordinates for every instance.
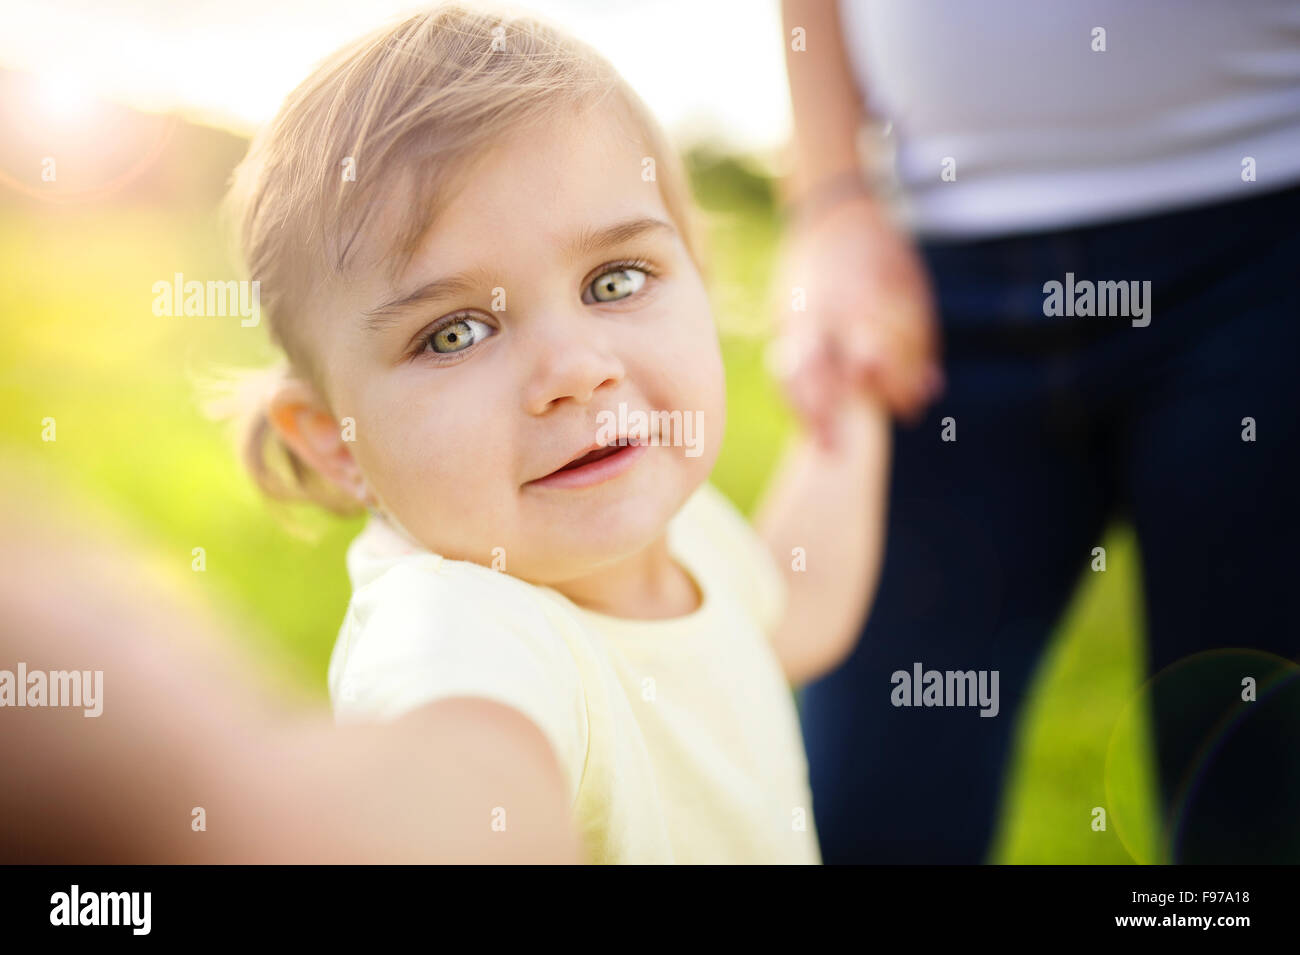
[222,1,889,864]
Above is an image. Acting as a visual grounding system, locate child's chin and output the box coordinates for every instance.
[539,499,675,566]
[572,503,669,554]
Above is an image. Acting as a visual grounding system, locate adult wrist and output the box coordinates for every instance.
[780,167,880,232]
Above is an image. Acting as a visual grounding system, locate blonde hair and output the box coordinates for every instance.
[214,1,708,515]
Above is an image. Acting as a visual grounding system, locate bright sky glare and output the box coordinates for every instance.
[0,0,793,153]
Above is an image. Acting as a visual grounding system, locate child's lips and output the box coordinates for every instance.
[525,441,648,490]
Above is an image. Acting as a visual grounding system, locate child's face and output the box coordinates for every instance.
[318,105,725,584]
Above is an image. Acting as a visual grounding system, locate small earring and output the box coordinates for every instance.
[353,476,373,506]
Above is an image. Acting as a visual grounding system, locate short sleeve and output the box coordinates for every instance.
[331,557,589,806]
[673,482,788,637]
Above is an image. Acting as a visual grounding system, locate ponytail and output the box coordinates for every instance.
[199,362,364,518]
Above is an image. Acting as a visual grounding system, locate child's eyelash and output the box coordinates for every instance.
[407,258,659,362]
[598,257,656,279]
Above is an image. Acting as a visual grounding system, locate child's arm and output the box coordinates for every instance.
[753,391,891,686]
[248,698,586,864]
[0,511,585,864]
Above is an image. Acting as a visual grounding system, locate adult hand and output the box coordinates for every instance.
[769,193,943,447]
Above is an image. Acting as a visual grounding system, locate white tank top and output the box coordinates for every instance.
[838,0,1300,237]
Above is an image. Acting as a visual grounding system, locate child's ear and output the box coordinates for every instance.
[267,378,370,504]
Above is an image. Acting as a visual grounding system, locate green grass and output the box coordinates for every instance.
[988,526,1158,863]
[0,160,1157,862]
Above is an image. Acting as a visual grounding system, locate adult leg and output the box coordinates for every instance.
[1107,185,1300,864]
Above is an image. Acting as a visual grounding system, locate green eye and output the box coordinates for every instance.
[590,267,647,303]
[427,317,492,354]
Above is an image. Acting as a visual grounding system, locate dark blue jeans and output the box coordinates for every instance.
[798,182,1300,864]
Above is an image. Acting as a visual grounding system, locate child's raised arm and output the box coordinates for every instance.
[752,392,891,685]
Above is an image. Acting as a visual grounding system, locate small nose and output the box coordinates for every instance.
[521,311,625,415]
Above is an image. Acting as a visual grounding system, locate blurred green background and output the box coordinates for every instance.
[0,97,1158,863]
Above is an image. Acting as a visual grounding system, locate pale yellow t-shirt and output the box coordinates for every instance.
[326,481,821,864]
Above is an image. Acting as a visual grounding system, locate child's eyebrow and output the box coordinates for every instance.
[362,216,676,332]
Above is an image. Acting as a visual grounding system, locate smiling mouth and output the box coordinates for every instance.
[526,439,649,490]
[557,445,623,471]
